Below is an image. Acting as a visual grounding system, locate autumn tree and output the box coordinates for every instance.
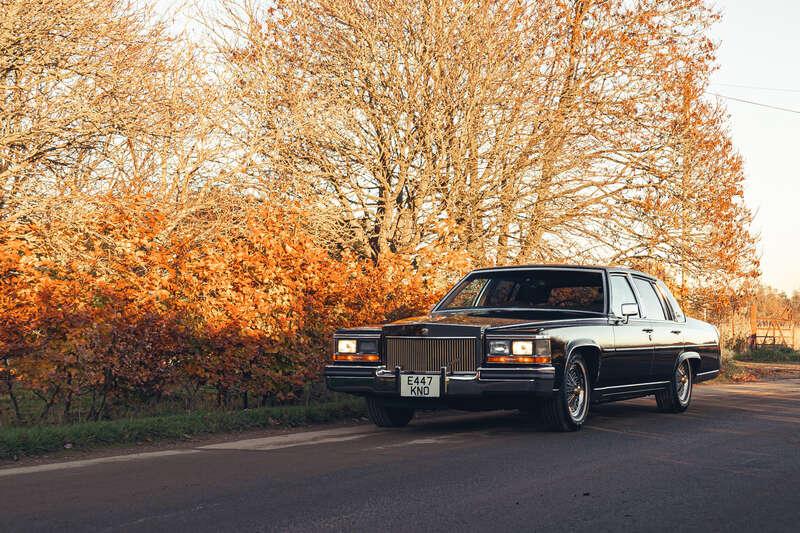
[218,0,757,289]
[0,0,762,423]
[0,0,239,226]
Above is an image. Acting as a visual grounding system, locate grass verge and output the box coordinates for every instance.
[0,398,366,461]
[718,356,800,383]
[718,360,759,383]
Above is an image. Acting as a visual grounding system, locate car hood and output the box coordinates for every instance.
[335,310,607,337]
[381,310,603,336]
[389,313,530,329]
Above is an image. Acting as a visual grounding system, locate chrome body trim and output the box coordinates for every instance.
[477,366,554,372]
[594,380,669,391]
[485,333,551,340]
[376,369,479,378]
[384,336,475,340]
[385,336,478,372]
[375,366,557,382]
[478,378,536,382]
[605,343,716,353]
[448,374,479,381]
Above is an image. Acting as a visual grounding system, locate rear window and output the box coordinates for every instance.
[633,277,667,320]
[439,269,605,313]
[656,280,686,322]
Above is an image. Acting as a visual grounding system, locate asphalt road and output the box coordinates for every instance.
[2,380,800,532]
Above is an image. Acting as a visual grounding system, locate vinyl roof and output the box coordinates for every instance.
[469,264,656,280]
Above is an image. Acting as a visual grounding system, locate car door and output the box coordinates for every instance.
[652,280,687,380]
[602,274,654,387]
[631,276,675,382]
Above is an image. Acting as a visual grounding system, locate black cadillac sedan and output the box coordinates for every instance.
[325,265,721,431]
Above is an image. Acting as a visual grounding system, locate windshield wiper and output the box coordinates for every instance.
[436,307,606,316]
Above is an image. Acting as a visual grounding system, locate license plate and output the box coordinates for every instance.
[400,374,441,398]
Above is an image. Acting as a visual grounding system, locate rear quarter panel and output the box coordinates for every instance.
[684,318,721,373]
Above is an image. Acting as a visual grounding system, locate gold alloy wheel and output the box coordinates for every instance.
[676,360,692,405]
[565,359,588,420]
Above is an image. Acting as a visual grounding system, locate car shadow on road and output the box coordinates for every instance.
[404,399,663,435]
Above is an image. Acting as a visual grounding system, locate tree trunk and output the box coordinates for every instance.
[4,374,24,424]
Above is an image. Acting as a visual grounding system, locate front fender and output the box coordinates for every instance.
[564,338,603,383]
[565,338,602,357]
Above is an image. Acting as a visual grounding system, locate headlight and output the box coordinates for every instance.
[487,338,551,364]
[488,340,511,355]
[511,340,533,355]
[359,339,378,353]
[332,338,380,363]
[337,339,357,353]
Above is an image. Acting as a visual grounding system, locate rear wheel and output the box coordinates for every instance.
[541,354,590,432]
[656,359,693,413]
[365,396,415,427]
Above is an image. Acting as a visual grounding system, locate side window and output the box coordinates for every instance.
[610,275,638,317]
[656,280,686,322]
[633,278,667,320]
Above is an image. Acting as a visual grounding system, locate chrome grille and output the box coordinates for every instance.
[385,337,477,372]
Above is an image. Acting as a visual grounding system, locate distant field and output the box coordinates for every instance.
[734,347,800,364]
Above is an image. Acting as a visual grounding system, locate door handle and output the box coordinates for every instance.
[671,330,682,335]
[642,328,654,333]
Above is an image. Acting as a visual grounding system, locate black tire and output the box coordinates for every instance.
[656,359,693,413]
[365,396,415,428]
[541,354,591,432]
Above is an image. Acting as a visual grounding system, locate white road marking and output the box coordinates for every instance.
[584,425,665,440]
[199,426,381,451]
[372,437,449,449]
[370,431,481,450]
[0,449,201,478]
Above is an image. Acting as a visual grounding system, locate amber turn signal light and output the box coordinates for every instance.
[332,353,380,362]
[486,355,550,364]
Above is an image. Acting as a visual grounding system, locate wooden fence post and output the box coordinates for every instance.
[750,303,758,349]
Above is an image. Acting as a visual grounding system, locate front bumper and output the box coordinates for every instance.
[324,364,557,399]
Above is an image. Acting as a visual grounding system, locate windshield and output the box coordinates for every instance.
[437,269,606,314]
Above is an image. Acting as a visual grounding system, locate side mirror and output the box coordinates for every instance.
[620,303,639,323]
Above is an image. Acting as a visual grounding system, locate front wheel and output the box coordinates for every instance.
[541,354,590,431]
[365,396,415,427]
[656,359,693,413]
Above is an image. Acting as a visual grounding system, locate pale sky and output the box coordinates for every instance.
[710,1,800,295]
[157,0,799,294]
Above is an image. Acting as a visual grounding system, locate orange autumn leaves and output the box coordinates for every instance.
[0,198,438,422]
[0,0,760,423]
